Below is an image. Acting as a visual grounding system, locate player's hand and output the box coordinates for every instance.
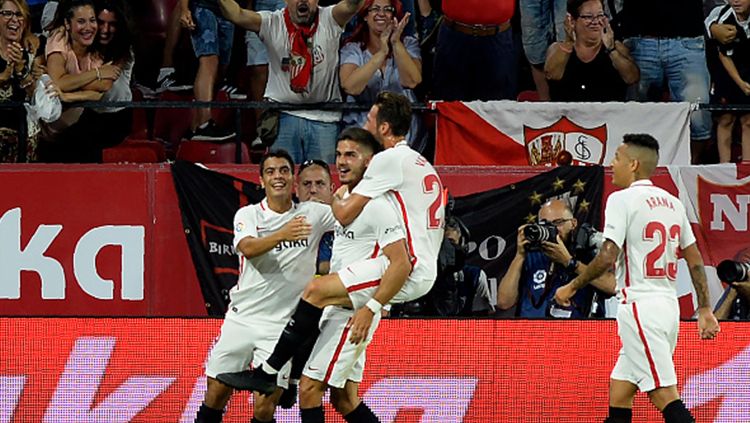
[278,215,312,241]
[516,225,530,257]
[554,283,576,307]
[347,307,374,344]
[711,23,737,44]
[697,308,720,340]
[541,234,572,265]
[180,8,196,30]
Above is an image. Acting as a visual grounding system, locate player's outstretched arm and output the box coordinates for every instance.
[348,239,411,343]
[682,243,720,339]
[219,0,262,32]
[555,239,619,306]
[236,216,312,258]
[332,187,370,226]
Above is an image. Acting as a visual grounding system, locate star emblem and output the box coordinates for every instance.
[529,191,543,206]
[572,179,586,194]
[578,199,590,213]
[525,213,537,224]
[552,177,565,191]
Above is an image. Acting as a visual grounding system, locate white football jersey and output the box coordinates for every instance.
[229,199,335,323]
[352,141,445,283]
[602,180,696,303]
[330,192,406,273]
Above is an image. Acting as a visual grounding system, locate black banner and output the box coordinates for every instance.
[453,166,605,284]
[171,161,264,316]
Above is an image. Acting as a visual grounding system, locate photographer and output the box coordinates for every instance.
[497,199,616,318]
[714,258,750,320]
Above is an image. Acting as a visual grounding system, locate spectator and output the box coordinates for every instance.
[297,158,335,275]
[0,0,41,162]
[51,0,133,162]
[179,0,235,141]
[154,2,193,93]
[339,0,422,145]
[40,0,121,162]
[705,1,750,163]
[432,0,516,101]
[497,199,615,318]
[520,0,566,101]
[218,0,365,164]
[545,0,638,102]
[715,281,750,320]
[620,0,712,164]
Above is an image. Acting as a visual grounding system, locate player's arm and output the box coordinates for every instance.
[682,242,721,339]
[576,263,617,296]
[332,189,370,226]
[219,0,262,32]
[554,239,619,306]
[332,0,365,28]
[236,216,312,258]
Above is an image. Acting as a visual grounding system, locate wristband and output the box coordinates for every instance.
[365,298,383,314]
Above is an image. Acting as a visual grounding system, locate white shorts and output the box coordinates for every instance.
[205,317,291,389]
[610,296,679,392]
[338,255,434,310]
[303,306,382,389]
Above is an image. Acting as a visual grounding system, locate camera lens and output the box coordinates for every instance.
[717,260,750,283]
[524,224,543,243]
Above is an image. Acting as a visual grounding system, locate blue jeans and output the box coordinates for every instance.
[274,113,339,164]
[190,6,235,65]
[519,0,567,65]
[626,36,712,141]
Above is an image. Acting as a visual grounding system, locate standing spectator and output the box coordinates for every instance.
[52,0,133,162]
[0,0,41,162]
[219,0,365,164]
[545,0,638,102]
[432,0,516,101]
[520,0,566,101]
[620,0,712,164]
[180,0,235,141]
[340,0,422,145]
[705,1,750,163]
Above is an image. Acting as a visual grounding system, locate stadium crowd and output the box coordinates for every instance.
[0,0,748,164]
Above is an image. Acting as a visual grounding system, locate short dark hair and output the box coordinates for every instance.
[298,159,331,178]
[374,91,412,137]
[623,134,660,154]
[567,0,604,17]
[260,149,295,175]
[337,126,383,155]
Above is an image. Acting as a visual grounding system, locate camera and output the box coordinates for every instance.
[573,222,604,261]
[524,222,558,251]
[717,260,750,284]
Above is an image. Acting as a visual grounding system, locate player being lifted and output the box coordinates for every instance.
[555,134,720,423]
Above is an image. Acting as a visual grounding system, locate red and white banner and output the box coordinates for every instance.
[2,318,749,422]
[435,101,691,166]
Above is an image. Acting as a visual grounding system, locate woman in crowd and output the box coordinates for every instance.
[544,0,638,102]
[0,0,41,162]
[339,0,422,144]
[41,0,121,162]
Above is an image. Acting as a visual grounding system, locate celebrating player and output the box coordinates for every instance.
[554,134,720,423]
[195,150,335,423]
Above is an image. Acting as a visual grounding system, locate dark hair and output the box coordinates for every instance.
[344,0,405,49]
[49,0,96,33]
[623,134,660,154]
[260,149,295,175]
[298,159,331,177]
[337,126,383,155]
[95,0,133,63]
[374,91,411,137]
[567,0,604,17]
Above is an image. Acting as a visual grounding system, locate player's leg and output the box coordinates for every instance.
[279,334,320,409]
[299,375,327,423]
[604,378,637,423]
[647,385,694,423]
[332,381,380,422]
[195,377,232,423]
[252,389,284,423]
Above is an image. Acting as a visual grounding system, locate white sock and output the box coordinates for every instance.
[158,67,175,81]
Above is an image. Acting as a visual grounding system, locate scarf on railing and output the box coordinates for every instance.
[283,8,319,93]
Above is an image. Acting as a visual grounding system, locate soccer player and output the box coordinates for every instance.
[217,92,444,399]
[299,127,408,422]
[554,134,721,423]
[195,150,335,423]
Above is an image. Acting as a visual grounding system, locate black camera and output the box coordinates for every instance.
[717,260,750,284]
[573,222,604,262]
[524,222,558,251]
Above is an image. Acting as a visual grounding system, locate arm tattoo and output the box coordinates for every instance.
[569,240,618,291]
[688,262,710,309]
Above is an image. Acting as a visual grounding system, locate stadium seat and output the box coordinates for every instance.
[102,140,167,163]
[176,141,249,164]
[129,87,149,140]
[517,90,541,102]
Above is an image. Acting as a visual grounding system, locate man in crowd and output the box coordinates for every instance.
[555,134,720,423]
[194,150,335,423]
[297,158,335,274]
